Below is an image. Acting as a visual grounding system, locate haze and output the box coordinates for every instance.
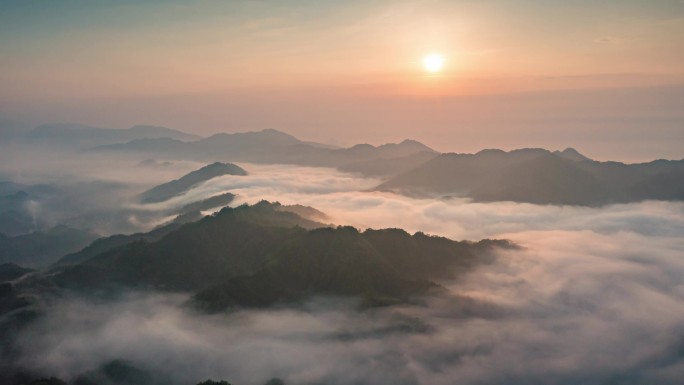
[2,0,684,161]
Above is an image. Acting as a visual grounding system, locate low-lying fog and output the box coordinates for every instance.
[7,162,684,384]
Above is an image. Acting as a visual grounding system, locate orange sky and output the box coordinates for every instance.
[1,0,683,160]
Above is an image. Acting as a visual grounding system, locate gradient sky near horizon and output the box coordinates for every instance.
[1,0,683,161]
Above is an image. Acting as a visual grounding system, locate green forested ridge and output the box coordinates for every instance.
[54,201,511,309]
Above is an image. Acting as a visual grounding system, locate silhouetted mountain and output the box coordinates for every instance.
[74,359,170,385]
[12,377,67,385]
[53,222,184,267]
[94,129,437,177]
[194,226,508,310]
[55,202,323,291]
[0,179,155,237]
[0,263,34,283]
[338,150,438,177]
[0,181,29,196]
[553,147,592,162]
[54,202,511,309]
[274,204,330,222]
[0,225,97,267]
[377,148,684,205]
[97,129,302,160]
[196,381,234,385]
[20,123,200,149]
[139,162,247,203]
[176,193,236,215]
[0,183,61,235]
[0,191,35,236]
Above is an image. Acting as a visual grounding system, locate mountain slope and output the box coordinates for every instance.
[377,148,684,205]
[176,193,236,215]
[139,162,247,203]
[194,227,506,310]
[53,222,185,267]
[0,225,97,267]
[94,129,437,178]
[0,263,34,283]
[53,202,511,309]
[337,151,439,177]
[55,202,324,291]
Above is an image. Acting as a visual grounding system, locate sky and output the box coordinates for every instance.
[1,0,683,161]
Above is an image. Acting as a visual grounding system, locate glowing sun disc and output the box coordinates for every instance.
[423,54,444,73]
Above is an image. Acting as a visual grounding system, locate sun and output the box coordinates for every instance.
[423,54,444,73]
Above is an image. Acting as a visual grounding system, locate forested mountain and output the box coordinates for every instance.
[53,202,510,309]
[0,226,97,267]
[19,124,200,149]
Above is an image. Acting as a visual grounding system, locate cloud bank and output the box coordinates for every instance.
[12,230,684,384]
[8,164,684,384]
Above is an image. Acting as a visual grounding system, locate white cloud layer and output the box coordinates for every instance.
[10,163,684,384]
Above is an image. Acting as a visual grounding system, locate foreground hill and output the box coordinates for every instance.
[53,202,511,309]
[94,129,438,178]
[377,148,684,205]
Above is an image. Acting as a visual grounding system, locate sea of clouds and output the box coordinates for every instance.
[9,163,684,384]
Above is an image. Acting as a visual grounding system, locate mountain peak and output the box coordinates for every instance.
[400,139,420,145]
[204,129,302,146]
[554,147,592,162]
[126,125,201,140]
[259,128,287,135]
[373,139,436,155]
[257,128,298,139]
[475,149,507,156]
[397,139,436,152]
[349,143,376,150]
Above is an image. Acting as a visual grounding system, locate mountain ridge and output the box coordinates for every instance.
[377,148,684,205]
[92,128,438,178]
[49,201,512,310]
[20,123,201,149]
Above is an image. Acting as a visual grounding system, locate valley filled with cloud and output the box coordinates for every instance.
[4,159,683,385]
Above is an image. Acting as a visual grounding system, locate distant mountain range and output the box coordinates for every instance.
[10,123,684,205]
[0,182,60,236]
[377,148,684,205]
[18,123,200,149]
[0,225,97,267]
[94,128,439,178]
[139,162,247,203]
